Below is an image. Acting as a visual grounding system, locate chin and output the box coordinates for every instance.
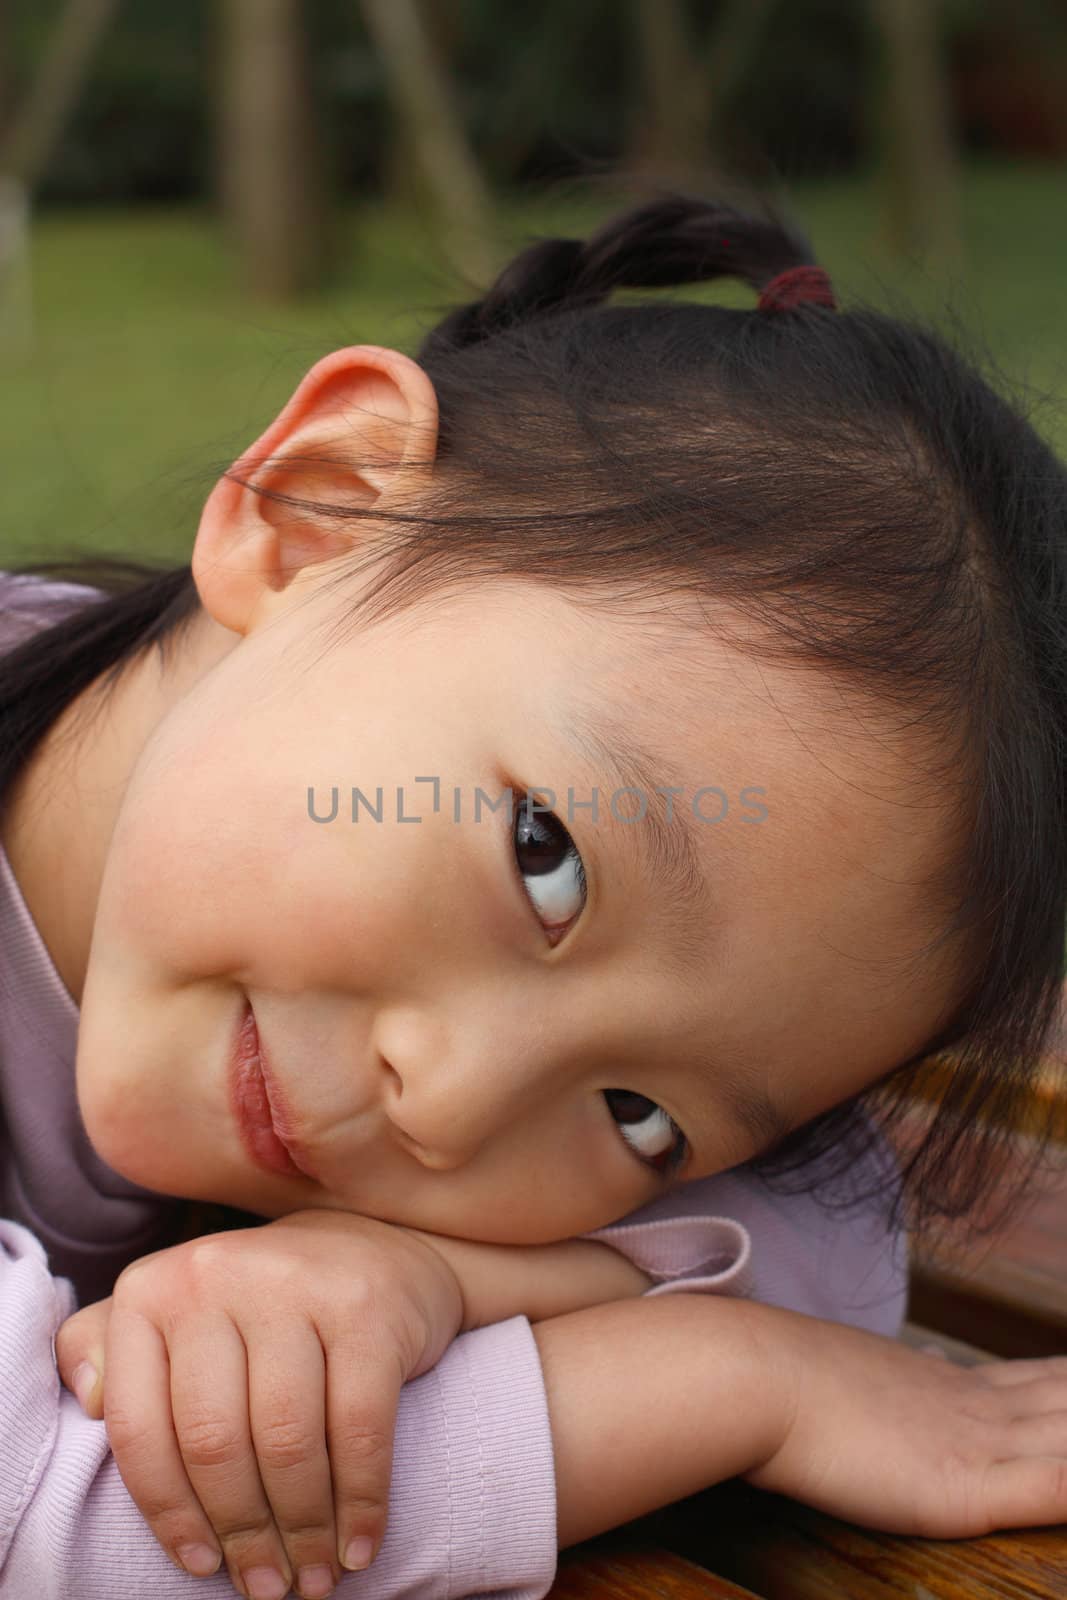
[92,1129,189,1198]
[77,1093,198,1201]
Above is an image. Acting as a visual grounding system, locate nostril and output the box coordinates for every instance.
[388,1114,435,1163]
[379,1058,423,1150]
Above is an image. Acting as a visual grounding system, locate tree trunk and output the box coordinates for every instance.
[628,0,779,182]
[0,0,13,148]
[359,0,494,288]
[216,0,329,300]
[628,0,706,179]
[0,0,122,352]
[702,0,778,157]
[0,0,119,190]
[869,0,964,267]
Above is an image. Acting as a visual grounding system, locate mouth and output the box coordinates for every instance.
[229,999,320,1183]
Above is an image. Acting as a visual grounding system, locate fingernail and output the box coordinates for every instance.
[297,1565,334,1598]
[177,1543,221,1577]
[342,1536,373,1571]
[71,1362,97,1414]
[243,1567,289,1600]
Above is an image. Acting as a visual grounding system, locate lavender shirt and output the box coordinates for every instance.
[0,571,908,1598]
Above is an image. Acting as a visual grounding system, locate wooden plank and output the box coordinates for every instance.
[549,1547,764,1600]
[901,1049,1067,1143]
[898,1318,996,1366]
[619,1478,1067,1600]
[892,1105,1067,1358]
[907,1261,1067,1359]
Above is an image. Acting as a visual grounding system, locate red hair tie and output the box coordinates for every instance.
[757,264,837,315]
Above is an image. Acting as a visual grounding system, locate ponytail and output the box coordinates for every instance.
[419,194,827,355]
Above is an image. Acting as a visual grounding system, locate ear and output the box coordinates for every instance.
[192,344,439,636]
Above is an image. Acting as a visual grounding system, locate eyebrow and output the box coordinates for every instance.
[558,708,714,931]
[557,703,793,1164]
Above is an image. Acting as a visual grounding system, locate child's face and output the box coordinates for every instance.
[73,566,971,1243]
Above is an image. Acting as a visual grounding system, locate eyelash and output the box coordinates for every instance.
[507,786,689,1181]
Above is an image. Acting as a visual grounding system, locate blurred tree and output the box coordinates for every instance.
[628,0,706,177]
[869,0,964,266]
[216,0,330,299]
[0,0,120,347]
[954,0,1067,157]
[627,0,779,180]
[454,0,596,184]
[9,0,205,205]
[0,3,12,143]
[0,0,118,190]
[703,0,780,161]
[0,0,1057,213]
[359,0,494,285]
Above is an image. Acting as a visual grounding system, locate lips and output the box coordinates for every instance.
[230,1000,319,1182]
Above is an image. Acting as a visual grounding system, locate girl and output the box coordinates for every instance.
[0,190,1065,1600]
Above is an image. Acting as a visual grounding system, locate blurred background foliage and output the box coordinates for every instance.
[0,0,1065,563]
[10,0,1067,205]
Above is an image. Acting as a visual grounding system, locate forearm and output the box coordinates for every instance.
[532,1292,790,1550]
[398,1226,653,1330]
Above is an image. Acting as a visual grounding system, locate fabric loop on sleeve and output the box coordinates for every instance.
[578,1213,754,1299]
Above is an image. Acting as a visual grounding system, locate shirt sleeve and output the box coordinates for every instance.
[0,572,107,651]
[577,1113,910,1339]
[0,1219,558,1600]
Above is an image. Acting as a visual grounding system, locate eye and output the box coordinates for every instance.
[604,1088,689,1180]
[511,790,588,940]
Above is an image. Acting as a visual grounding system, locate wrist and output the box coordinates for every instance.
[395,1229,654,1331]
[387,1224,467,1373]
[577,1240,654,1301]
[533,1292,794,1549]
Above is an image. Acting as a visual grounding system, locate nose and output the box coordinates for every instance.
[373,1007,555,1170]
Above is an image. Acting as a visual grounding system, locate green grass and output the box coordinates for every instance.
[2,158,1067,567]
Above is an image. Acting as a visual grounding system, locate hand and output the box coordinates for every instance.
[742,1305,1067,1537]
[54,1209,464,1599]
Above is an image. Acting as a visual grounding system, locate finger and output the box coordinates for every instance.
[326,1326,404,1574]
[979,1355,1067,1387]
[99,1302,224,1580]
[1004,1409,1067,1456]
[1001,1378,1067,1421]
[167,1312,296,1600]
[981,1456,1067,1532]
[54,1297,113,1419]
[244,1318,341,1598]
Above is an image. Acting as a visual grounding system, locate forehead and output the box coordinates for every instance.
[538,590,957,974]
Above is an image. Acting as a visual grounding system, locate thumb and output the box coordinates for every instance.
[53,1296,112,1420]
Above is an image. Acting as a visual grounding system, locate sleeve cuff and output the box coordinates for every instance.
[387,1314,560,1600]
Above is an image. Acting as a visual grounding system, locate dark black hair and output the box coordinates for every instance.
[2,190,1064,1251]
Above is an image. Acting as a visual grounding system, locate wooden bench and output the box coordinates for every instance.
[907,1120,1067,1360]
[548,1071,1067,1599]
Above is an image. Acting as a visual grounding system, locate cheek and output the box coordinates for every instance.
[93,746,276,984]
[74,935,243,1199]
[89,715,433,1002]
